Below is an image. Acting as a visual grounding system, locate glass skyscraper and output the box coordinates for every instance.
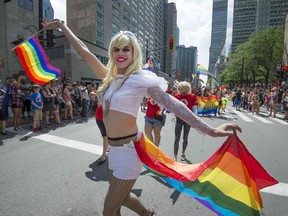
[208,0,228,73]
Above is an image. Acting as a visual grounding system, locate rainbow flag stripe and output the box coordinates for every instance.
[134,134,278,215]
[197,95,219,115]
[15,36,61,84]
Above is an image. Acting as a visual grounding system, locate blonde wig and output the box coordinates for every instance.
[177,81,191,95]
[97,31,143,98]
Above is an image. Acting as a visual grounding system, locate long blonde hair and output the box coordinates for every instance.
[97,31,143,98]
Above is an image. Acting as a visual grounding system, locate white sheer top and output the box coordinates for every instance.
[102,69,168,118]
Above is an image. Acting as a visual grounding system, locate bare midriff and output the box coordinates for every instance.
[103,110,138,138]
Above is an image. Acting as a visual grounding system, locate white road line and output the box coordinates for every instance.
[231,110,254,122]
[261,182,288,197]
[247,113,273,124]
[269,117,288,125]
[32,133,288,198]
[34,134,103,155]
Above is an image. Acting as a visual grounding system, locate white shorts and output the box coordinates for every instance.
[108,132,143,180]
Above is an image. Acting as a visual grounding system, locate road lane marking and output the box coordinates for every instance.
[247,113,273,124]
[269,117,288,125]
[261,182,288,197]
[34,134,103,155]
[32,133,288,198]
[231,110,254,122]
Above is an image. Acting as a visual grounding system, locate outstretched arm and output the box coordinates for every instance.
[147,87,242,137]
[41,19,107,80]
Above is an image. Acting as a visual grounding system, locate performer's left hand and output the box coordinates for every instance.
[208,123,242,137]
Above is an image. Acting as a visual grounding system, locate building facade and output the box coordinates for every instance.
[232,0,288,52]
[175,45,197,82]
[208,0,228,73]
[67,0,176,80]
[0,0,178,83]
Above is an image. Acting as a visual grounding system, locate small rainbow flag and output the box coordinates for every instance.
[134,134,278,215]
[15,36,61,84]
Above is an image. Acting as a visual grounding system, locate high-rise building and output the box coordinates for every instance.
[208,0,228,72]
[67,0,176,77]
[231,0,288,52]
[175,45,197,81]
[208,0,228,73]
[163,2,177,77]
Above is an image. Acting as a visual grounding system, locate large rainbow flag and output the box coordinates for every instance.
[15,36,61,84]
[134,134,278,215]
[197,95,219,115]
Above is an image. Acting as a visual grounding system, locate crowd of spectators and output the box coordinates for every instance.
[0,76,100,137]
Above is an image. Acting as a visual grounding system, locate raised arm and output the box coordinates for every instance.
[147,87,242,137]
[41,19,107,80]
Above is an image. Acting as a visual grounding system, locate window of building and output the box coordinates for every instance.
[124,8,130,17]
[112,6,121,16]
[95,55,109,65]
[123,15,130,24]
[96,1,104,12]
[112,0,120,7]
[96,31,104,40]
[123,0,129,6]
[113,15,121,24]
[18,0,33,12]
[112,23,120,32]
[123,23,130,31]
[96,11,104,21]
[96,21,104,30]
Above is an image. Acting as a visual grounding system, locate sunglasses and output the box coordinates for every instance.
[116,30,136,38]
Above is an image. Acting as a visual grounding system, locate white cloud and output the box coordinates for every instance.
[169,0,213,69]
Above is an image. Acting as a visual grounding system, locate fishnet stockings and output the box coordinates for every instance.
[103,170,149,216]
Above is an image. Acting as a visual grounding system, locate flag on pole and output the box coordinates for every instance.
[15,36,61,84]
[134,134,278,216]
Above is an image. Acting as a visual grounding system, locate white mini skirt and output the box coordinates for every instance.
[108,132,143,180]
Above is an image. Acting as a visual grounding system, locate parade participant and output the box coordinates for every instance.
[144,98,166,147]
[173,81,198,161]
[94,102,109,164]
[42,19,241,216]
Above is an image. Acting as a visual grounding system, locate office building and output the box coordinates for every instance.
[0,0,178,83]
[231,0,288,52]
[208,0,228,73]
[67,0,177,79]
[175,45,197,81]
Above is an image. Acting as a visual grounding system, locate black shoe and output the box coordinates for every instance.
[1,132,8,135]
[0,140,4,146]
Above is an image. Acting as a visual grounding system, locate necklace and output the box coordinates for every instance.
[103,76,129,116]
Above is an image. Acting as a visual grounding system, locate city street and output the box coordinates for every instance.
[0,103,288,216]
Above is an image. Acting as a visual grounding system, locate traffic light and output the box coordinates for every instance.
[168,38,174,50]
[46,30,55,48]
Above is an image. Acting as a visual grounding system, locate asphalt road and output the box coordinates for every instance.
[0,103,287,216]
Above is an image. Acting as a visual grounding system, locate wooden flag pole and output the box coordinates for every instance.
[11,28,46,51]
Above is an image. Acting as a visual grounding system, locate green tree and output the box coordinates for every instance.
[223,27,284,86]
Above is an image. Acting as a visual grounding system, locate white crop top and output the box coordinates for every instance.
[102,69,168,118]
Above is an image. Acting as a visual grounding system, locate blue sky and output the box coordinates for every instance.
[50,0,234,69]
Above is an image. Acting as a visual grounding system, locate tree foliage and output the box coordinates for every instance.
[220,27,284,87]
